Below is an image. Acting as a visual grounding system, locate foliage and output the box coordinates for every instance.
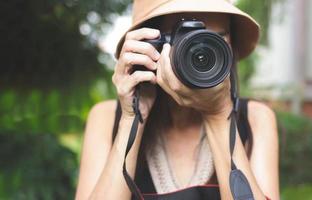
[0,0,129,199]
[0,86,114,133]
[0,131,77,200]
[236,0,284,45]
[281,185,312,200]
[235,0,285,89]
[0,0,130,91]
[0,0,126,133]
[276,111,312,186]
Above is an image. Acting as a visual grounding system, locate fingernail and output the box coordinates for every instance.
[154,29,160,35]
[153,62,158,70]
[154,50,160,59]
[151,29,160,38]
[162,43,170,54]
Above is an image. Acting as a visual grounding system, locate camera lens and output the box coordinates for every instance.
[171,29,232,88]
[191,46,216,72]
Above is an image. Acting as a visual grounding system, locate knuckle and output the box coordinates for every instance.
[143,55,152,65]
[141,27,149,33]
[132,71,141,82]
[145,72,153,80]
[171,82,181,92]
[111,74,116,84]
[146,44,156,55]
[123,40,132,51]
[181,98,191,107]
[142,27,155,36]
[112,73,121,85]
[156,74,163,85]
[116,85,122,94]
[122,53,132,65]
[117,85,126,96]
[125,31,134,40]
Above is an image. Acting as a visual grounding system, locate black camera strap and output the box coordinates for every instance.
[122,85,144,200]
[228,67,255,200]
[122,69,254,200]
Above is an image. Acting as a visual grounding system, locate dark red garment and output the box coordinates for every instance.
[142,185,271,200]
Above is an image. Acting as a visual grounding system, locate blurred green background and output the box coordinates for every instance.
[1,0,311,199]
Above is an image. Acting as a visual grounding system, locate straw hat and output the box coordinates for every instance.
[114,0,260,60]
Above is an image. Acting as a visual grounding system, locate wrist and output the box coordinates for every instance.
[120,114,146,130]
[120,114,136,122]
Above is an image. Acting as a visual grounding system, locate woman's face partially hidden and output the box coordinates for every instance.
[159,12,232,48]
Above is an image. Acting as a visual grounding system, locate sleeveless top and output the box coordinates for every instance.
[111,98,253,198]
[145,123,215,193]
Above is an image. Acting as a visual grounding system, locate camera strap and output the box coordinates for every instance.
[122,85,144,200]
[122,69,254,200]
[228,68,255,200]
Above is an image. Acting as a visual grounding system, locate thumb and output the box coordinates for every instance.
[161,43,171,58]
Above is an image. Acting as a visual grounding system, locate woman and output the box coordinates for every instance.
[75,0,280,199]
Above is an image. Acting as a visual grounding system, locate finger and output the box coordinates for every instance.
[159,43,180,89]
[156,58,183,104]
[161,43,189,93]
[157,44,170,85]
[125,28,160,42]
[118,52,157,74]
[121,40,160,61]
[161,43,178,83]
[125,70,157,91]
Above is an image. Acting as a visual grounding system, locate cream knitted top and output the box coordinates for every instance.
[145,124,215,194]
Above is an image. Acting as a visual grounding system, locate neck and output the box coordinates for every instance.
[167,96,203,131]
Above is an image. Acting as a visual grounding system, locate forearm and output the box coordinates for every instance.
[89,115,145,200]
[203,118,266,200]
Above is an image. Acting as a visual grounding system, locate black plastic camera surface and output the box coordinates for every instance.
[144,19,233,89]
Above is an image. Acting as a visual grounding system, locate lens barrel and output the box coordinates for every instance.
[171,29,232,88]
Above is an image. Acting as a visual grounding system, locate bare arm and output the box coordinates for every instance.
[75,100,147,200]
[248,101,280,200]
[203,100,279,200]
[88,111,146,199]
[75,27,160,200]
[75,100,117,199]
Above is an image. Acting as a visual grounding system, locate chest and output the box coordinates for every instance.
[146,124,217,193]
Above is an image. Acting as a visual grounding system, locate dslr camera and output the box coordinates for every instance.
[144,19,233,89]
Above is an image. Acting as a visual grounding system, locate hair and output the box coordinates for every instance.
[133,13,253,164]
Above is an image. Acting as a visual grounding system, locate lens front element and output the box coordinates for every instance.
[172,30,232,88]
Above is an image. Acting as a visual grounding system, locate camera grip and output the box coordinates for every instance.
[142,33,170,52]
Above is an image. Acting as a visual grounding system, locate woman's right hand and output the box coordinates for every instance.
[112,28,161,121]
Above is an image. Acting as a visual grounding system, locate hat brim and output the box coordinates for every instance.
[115,0,260,60]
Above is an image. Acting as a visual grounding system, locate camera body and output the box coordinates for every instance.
[144,20,233,89]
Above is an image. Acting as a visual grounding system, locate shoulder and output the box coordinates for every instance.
[88,99,117,119]
[85,99,118,141]
[247,99,278,139]
[246,100,280,199]
[75,99,118,199]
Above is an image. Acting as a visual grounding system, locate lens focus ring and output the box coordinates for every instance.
[171,29,232,89]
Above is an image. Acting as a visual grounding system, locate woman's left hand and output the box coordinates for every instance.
[156,43,232,115]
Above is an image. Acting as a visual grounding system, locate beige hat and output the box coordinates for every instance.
[115,0,260,60]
